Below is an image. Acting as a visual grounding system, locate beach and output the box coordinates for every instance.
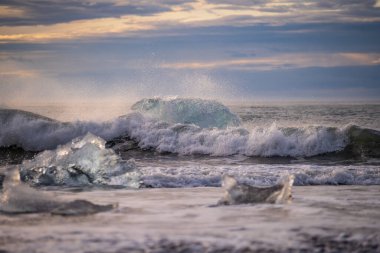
[1,100,379,252]
[1,186,379,253]
[2,1,380,251]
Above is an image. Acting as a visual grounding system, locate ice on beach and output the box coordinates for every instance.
[20,133,140,187]
[218,174,294,205]
[131,97,241,128]
[0,167,116,214]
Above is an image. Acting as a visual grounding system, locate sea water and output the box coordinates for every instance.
[0,98,379,252]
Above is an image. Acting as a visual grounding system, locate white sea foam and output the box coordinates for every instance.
[0,108,351,157]
[20,133,140,187]
[0,109,132,151]
[139,164,380,187]
[122,113,349,157]
[4,98,379,158]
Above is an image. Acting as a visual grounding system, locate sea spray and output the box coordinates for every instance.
[121,116,349,157]
[1,101,379,158]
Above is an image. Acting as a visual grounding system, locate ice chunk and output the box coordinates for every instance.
[0,167,116,215]
[0,167,61,213]
[131,97,241,128]
[218,174,294,205]
[20,133,140,187]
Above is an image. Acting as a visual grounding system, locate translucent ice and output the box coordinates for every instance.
[0,167,116,214]
[20,133,140,187]
[131,97,241,128]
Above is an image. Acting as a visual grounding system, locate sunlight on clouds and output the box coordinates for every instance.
[1,0,380,43]
[0,2,247,42]
[339,53,380,65]
[0,17,154,42]
[375,0,380,8]
[161,0,278,24]
[161,53,380,70]
[0,5,26,17]
[0,1,286,43]
[0,70,38,78]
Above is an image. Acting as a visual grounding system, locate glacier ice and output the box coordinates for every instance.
[0,167,116,214]
[19,133,140,187]
[131,97,241,128]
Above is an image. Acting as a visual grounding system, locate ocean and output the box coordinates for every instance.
[0,98,379,252]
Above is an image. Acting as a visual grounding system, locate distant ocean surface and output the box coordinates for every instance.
[1,98,379,188]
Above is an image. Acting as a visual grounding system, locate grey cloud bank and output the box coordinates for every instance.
[0,0,380,104]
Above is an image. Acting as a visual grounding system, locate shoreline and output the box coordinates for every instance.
[1,186,379,252]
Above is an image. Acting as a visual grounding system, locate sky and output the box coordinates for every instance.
[1,0,380,105]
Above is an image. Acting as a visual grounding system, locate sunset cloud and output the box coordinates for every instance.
[0,70,38,78]
[0,5,25,17]
[1,0,380,43]
[0,0,379,102]
[161,53,380,70]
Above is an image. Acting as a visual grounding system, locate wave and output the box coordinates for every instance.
[345,125,380,157]
[131,97,241,128]
[121,113,350,157]
[0,109,132,151]
[1,105,379,158]
[140,164,380,187]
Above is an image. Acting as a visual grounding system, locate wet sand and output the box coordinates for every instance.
[0,186,380,253]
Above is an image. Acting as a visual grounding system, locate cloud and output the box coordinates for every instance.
[0,5,25,17]
[1,0,380,43]
[0,16,155,42]
[0,0,174,26]
[161,53,380,70]
[1,1,379,103]
[0,70,38,78]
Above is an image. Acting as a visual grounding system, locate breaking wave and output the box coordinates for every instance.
[121,113,350,157]
[131,97,241,128]
[0,108,131,151]
[0,99,379,158]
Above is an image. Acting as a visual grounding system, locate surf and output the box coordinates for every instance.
[1,99,379,159]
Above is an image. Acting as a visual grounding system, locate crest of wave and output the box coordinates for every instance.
[122,113,349,157]
[0,109,132,151]
[131,97,241,129]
